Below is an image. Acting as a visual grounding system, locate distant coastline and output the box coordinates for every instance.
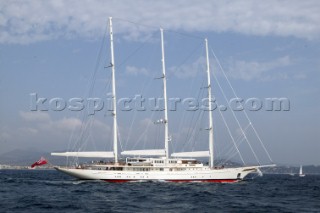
[1,164,320,175]
[0,164,55,170]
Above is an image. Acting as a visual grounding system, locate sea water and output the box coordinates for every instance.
[0,170,319,212]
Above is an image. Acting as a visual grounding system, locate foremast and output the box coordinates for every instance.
[160,28,169,159]
[205,39,214,168]
[109,17,118,163]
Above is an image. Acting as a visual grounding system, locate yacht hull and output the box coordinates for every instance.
[54,166,259,183]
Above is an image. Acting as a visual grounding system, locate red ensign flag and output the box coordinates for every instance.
[31,157,48,168]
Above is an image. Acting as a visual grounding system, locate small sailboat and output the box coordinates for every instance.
[51,17,275,183]
[299,165,305,177]
[289,171,294,176]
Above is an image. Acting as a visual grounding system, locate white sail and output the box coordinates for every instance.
[121,149,166,156]
[171,151,210,158]
[299,165,305,177]
[51,152,115,158]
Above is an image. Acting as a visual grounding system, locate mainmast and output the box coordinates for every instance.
[109,17,118,163]
[205,38,214,168]
[160,28,169,159]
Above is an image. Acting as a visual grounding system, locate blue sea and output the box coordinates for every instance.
[0,170,319,213]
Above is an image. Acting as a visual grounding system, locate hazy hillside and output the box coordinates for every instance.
[0,149,67,166]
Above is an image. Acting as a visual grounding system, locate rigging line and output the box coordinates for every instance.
[250,123,273,162]
[210,47,273,163]
[88,116,99,151]
[190,110,205,151]
[82,131,91,152]
[175,69,204,151]
[79,120,92,152]
[221,122,251,155]
[182,102,204,151]
[123,106,136,150]
[131,110,156,149]
[210,59,261,166]
[221,123,252,163]
[166,40,203,79]
[102,71,112,118]
[234,123,252,143]
[78,23,108,144]
[114,17,158,30]
[72,110,94,152]
[117,123,124,152]
[117,41,148,69]
[66,113,82,161]
[165,29,203,40]
[224,135,247,162]
[77,116,95,151]
[224,149,241,165]
[123,44,158,150]
[123,97,142,150]
[216,92,260,166]
[153,123,161,149]
[188,84,207,151]
[223,133,249,165]
[132,83,163,148]
[67,104,88,163]
[114,17,203,40]
[215,98,246,165]
[87,24,109,99]
[102,68,112,92]
[181,78,206,150]
[69,24,109,155]
[211,84,247,164]
[212,104,220,164]
[169,133,175,153]
[180,80,203,146]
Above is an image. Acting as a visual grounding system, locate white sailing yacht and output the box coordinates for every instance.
[299,165,305,177]
[52,17,275,183]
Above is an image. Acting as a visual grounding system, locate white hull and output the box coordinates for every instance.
[54,166,260,183]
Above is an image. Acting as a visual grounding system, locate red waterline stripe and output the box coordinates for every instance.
[103,179,132,183]
[167,179,238,183]
[102,179,238,183]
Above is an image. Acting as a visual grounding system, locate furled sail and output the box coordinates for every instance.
[51,152,115,158]
[171,151,210,158]
[121,149,166,156]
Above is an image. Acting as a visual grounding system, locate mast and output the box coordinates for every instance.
[109,17,118,163]
[205,38,214,168]
[160,28,169,159]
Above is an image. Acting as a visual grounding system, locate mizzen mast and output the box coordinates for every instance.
[160,28,169,159]
[205,38,214,168]
[109,17,118,163]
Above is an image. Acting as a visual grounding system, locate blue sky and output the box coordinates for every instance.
[0,0,319,165]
